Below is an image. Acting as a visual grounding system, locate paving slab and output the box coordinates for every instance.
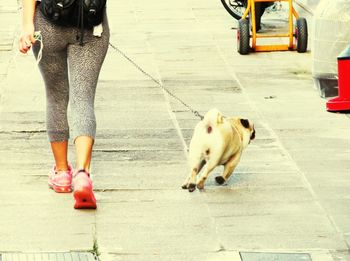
[240,252,312,261]
[2,252,96,261]
[99,251,242,261]
[332,250,350,261]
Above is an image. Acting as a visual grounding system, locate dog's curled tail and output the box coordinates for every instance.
[202,108,224,134]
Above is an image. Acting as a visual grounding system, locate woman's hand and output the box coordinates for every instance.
[19,23,36,54]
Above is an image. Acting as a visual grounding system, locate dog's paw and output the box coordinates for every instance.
[181,183,189,189]
[215,176,226,185]
[188,183,196,192]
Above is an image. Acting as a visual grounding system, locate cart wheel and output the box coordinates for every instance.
[295,18,308,53]
[237,18,250,55]
[220,0,245,20]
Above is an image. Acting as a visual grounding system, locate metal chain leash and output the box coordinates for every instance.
[108,42,204,120]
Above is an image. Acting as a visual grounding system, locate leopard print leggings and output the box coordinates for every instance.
[32,5,110,143]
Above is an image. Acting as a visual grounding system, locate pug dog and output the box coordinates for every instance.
[182,108,255,192]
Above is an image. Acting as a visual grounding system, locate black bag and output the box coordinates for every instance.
[40,0,107,29]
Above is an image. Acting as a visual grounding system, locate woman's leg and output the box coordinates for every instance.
[37,49,70,171]
[75,136,93,172]
[33,9,71,171]
[67,18,110,173]
[51,141,69,171]
[68,18,109,208]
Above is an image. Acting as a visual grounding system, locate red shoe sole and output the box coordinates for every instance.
[49,183,72,193]
[73,188,97,209]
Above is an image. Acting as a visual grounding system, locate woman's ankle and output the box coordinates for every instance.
[55,162,70,172]
[75,164,90,173]
[75,168,90,177]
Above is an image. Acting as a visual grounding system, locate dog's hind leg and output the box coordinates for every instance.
[215,152,242,185]
[182,168,198,192]
[182,160,206,192]
[196,160,218,190]
[181,176,191,189]
[189,169,199,192]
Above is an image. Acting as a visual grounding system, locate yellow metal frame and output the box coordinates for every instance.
[242,0,299,52]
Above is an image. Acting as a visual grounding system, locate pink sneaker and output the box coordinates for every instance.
[73,170,97,209]
[48,164,73,193]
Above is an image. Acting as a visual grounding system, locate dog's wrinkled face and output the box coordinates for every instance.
[240,118,256,141]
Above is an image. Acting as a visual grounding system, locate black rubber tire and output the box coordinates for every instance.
[295,18,308,53]
[237,18,250,55]
[221,0,246,20]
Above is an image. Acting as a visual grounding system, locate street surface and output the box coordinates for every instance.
[0,0,349,260]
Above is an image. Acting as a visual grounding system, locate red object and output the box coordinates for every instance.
[327,45,350,111]
[73,171,97,209]
[48,164,73,193]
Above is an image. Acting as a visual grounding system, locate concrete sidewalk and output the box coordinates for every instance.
[1,0,350,260]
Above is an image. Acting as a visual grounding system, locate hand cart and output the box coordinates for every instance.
[237,0,308,54]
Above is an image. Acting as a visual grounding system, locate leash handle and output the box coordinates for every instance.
[33,31,42,41]
[33,31,43,65]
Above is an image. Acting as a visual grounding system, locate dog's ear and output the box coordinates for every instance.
[251,128,256,140]
[217,113,224,124]
[240,119,250,128]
